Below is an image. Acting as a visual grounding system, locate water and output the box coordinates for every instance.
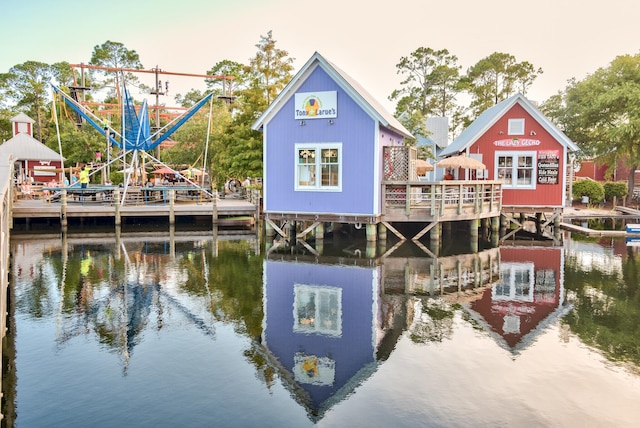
[3,229,640,427]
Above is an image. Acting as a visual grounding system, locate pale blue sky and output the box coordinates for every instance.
[2,0,639,111]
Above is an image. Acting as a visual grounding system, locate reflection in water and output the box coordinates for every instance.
[259,245,572,420]
[261,257,388,421]
[563,235,640,371]
[4,232,640,425]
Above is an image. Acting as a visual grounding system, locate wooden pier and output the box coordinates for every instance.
[11,186,260,228]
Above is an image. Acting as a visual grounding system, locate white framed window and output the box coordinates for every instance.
[493,262,534,302]
[293,284,342,337]
[508,118,525,135]
[295,143,342,191]
[495,151,536,189]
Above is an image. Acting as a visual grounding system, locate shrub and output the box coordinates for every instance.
[603,181,628,200]
[572,179,605,203]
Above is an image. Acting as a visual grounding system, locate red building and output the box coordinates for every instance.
[440,94,578,211]
[468,246,568,352]
[574,158,640,183]
[0,113,64,184]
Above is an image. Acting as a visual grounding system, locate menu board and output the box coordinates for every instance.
[537,150,559,184]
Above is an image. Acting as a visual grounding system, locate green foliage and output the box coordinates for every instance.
[464,52,542,119]
[390,47,462,118]
[0,60,71,141]
[572,179,605,202]
[604,181,628,200]
[544,54,640,203]
[89,40,143,98]
[205,59,247,101]
[563,252,640,370]
[0,109,12,142]
[246,31,294,106]
[390,47,463,141]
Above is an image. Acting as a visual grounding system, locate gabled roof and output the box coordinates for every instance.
[11,112,35,124]
[441,93,578,157]
[252,52,412,138]
[0,132,63,161]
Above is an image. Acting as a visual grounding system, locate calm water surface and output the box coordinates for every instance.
[3,229,640,427]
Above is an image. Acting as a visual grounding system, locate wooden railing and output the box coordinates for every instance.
[382,180,502,221]
[1,156,13,341]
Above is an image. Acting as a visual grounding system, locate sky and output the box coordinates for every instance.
[2,0,640,113]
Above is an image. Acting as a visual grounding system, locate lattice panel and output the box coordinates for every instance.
[383,146,411,181]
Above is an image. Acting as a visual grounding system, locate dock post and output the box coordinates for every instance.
[212,191,218,224]
[378,223,387,242]
[253,190,260,226]
[169,190,175,225]
[114,189,121,227]
[366,223,377,242]
[265,220,275,238]
[366,241,376,258]
[554,212,561,241]
[211,226,219,257]
[290,221,297,244]
[470,218,479,253]
[491,216,500,247]
[315,222,324,241]
[60,190,68,230]
[430,222,441,256]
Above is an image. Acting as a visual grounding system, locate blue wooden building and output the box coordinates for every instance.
[259,256,402,421]
[252,52,414,241]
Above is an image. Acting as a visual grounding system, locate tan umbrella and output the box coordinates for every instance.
[181,168,208,177]
[436,154,486,170]
[415,159,434,175]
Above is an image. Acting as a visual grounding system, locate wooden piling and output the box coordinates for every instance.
[60,190,68,229]
[169,190,175,225]
[212,190,218,224]
[378,223,387,241]
[114,189,121,226]
[366,223,377,242]
[315,222,324,241]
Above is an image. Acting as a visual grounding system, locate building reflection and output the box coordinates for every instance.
[465,245,571,353]
[260,244,573,420]
[5,233,577,423]
[260,256,392,422]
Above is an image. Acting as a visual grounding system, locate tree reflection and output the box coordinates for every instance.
[11,237,265,375]
[409,299,456,344]
[563,246,640,371]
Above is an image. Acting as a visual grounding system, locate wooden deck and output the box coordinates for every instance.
[11,186,259,225]
[382,180,502,222]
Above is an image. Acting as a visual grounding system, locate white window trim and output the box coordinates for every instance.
[294,142,342,192]
[293,283,342,337]
[493,262,534,303]
[508,118,525,135]
[495,151,537,189]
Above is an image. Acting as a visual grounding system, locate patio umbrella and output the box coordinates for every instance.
[436,154,486,170]
[152,166,176,175]
[180,167,208,177]
[415,159,434,175]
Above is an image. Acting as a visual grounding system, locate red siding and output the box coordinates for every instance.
[575,159,636,182]
[468,104,566,207]
[469,247,563,349]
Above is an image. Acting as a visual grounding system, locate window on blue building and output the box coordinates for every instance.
[295,143,342,190]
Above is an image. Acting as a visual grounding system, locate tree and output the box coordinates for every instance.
[390,47,462,119]
[0,61,71,141]
[213,31,294,182]
[205,60,247,103]
[89,40,143,101]
[464,52,542,118]
[246,31,294,106]
[543,54,640,204]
